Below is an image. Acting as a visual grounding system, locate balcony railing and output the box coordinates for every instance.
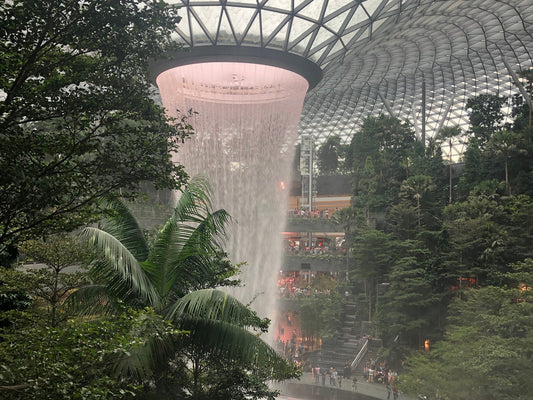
[282,253,346,272]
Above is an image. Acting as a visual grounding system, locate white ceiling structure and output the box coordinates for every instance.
[166,0,533,158]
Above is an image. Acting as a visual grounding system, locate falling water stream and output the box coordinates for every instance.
[156,62,308,335]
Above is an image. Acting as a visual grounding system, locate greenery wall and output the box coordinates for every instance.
[322,88,533,400]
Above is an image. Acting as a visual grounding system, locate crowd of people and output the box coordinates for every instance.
[284,239,348,256]
[284,241,332,255]
[274,334,306,364]
[288,208,335,219]
[363,357,401,400]
[309,365,360,392]
[307,349,402,400]
[277,274,336,298]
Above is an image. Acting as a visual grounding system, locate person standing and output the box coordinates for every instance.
[344,362,351,379]
[386,384,392,400]
[352,376,357,392]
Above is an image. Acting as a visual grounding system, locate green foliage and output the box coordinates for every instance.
[72,177,297,396]
[151,345,300,400]
[465,94,508,147]
[299,291,343,340]
[511,68,533,135]
[352,229,394,283]
[0,268,33,327]
[337,97,533,400]
[17,234,94,325]
[350,229,395,325]
[486,129,528,195]
[316,135,347,174]
[0,0,190,250]
[443,191,533,286]
[347,115,416,218]
[399,175,436,227]
[401,281,533,400]
[0,308,179,400]
[376,242,442,348]
[457,138,486,199]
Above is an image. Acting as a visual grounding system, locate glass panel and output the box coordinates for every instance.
[265,0,293,11]
[269,22,289,49]
[289,34,312,54]
[226,6,257,35]
[340,29,357,48]
[361,0,387,18]
[325,0,354,16]
[260,9,288,38]
[217,10,236,43]
[288,16,315,43]
[346,5,370,28]
[241,13,263,45]
[325,8,351,33]
[226,0,259,5]
[299,1,325,21]
[311,27,335,50]
[191,6,222,38]
[189,12,213,44]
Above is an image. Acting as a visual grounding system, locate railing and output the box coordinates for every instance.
[350,339,368,370]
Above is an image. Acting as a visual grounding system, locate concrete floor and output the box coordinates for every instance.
[277,372,415,400]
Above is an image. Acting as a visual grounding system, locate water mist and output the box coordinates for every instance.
[156,62,308,337]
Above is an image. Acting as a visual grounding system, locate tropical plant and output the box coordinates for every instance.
[0,307,176,400]
[486,129,527,195]
[316,135,344,174]
[465,94,507,148]
[72,176,297,394]
[18,234,93,326]
[0,0,190,252]
[400,265,533,400]
[399,175,436,227]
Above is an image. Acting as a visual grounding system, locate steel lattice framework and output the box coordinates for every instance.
[167,0,533,158]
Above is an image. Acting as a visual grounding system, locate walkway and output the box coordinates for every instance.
[280,372,415,400]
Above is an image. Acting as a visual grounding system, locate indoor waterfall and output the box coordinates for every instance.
[156,62,309,336]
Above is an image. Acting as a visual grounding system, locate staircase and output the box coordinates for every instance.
[353,339,381,377]
[308,301,362,374]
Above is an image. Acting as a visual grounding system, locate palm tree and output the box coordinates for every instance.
[486,129,526,196]
[400,175,435,227]
[71,176,295,389]
[317,135,342,174]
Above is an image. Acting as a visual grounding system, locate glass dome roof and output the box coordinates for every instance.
[166,0,533,158]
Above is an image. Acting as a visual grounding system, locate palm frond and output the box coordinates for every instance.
[143,216,188,298]
[165,255,223,297]
[184,208,231,253]
[165,289,264,329]
[113,312,183,381]
[100,197,150,262]
[64,284,119,317]
[146,206,232,298]
[80,227,160,308]
[168,209,232,294]
[175,316,295,379]
[173,175,214,223]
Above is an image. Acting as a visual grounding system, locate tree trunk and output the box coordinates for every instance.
[505,158,511,195]
[417,198,421,227]
[449,140,453,203]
